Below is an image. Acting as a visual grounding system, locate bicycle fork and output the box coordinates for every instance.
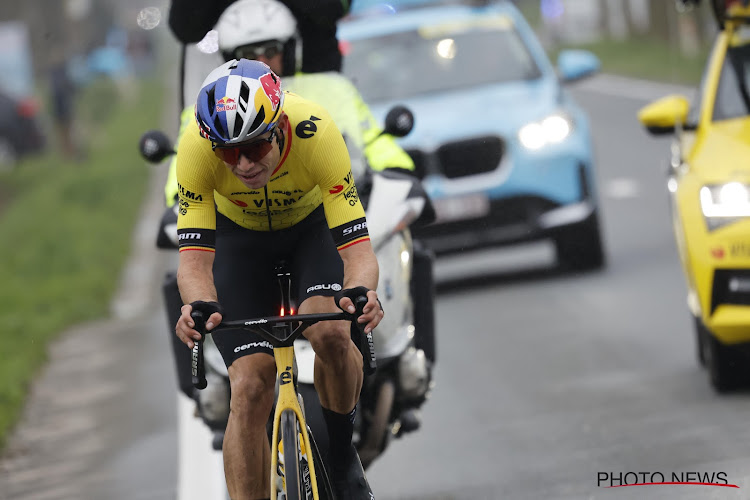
[270,344,321,500]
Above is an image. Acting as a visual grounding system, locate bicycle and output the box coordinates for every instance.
[190,260,377,500]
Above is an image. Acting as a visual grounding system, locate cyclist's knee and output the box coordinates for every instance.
[228,354,275,418]
[306,321,351,358]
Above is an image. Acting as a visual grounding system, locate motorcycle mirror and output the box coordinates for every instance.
[139,129,175,164]
[382,105,414,138]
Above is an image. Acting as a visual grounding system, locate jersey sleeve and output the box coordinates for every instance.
[307,115,370,250]
[175,122,220,252]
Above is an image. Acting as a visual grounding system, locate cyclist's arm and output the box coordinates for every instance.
[338,239,381,332]
[307,110,383,327]
[177,250,218,304]
[174,123,222,345]
[339,239,378,293]
[175,248,221,347]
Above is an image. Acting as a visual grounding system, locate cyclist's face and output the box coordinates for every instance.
[226,114,287,189]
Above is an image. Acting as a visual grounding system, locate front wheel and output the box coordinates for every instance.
[280,410,303,500]
[554,212,605,271]
[699,321,746,393]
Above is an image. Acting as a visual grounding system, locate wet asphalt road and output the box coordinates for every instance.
[6,75,750,500]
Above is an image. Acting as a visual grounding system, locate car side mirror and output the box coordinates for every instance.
[557,49,600,82]
[637,95,690,136]
[139,129,175,163]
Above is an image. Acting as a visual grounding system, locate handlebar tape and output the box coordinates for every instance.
[352,296,377,376]
[190,310,207,390]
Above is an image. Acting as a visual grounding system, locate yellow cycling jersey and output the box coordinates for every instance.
[176,92,369,252]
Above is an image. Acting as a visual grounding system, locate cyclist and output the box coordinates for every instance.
[174,58,380,500]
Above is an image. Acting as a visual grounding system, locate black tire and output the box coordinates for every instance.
[280,410,304,500]
[555,212,605,271]
[701,326,745,393]
[412,242,437,363]
[693,315,707,367]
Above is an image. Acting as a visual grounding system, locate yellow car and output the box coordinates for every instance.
[638,4,750,392]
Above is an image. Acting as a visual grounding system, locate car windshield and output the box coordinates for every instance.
[713,41,750,121]
[341,16,541,102]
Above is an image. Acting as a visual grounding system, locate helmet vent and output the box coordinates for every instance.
[233,115,244,139]
[249,106,266,135]
[206,86,216,113]
[239,81,250,112]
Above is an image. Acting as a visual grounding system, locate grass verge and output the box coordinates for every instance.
[0,76,164,449]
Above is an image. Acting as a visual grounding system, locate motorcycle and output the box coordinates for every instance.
[139,105,437,477]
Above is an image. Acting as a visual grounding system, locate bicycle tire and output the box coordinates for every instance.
[280,410,304,500]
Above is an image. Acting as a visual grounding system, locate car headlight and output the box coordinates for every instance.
[700,182,750,230]
[518,113,573,150]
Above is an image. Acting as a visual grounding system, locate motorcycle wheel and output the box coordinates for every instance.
[359,380,395,470]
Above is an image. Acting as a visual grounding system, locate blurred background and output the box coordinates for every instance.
[4,0,750,499]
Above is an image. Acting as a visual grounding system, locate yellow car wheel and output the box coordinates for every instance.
[697,319,746,393]
[555,212,605,271]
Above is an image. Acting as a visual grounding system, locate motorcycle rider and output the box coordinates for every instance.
[168,0,348,73]
[159,0,435,403]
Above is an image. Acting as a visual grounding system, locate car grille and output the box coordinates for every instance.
[406,136,504,179]
[711,269,750,314]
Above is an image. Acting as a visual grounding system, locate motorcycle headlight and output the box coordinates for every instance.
[518,113,573,150]
[700,182,750,230]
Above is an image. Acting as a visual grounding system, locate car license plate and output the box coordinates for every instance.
[433,193,490,223]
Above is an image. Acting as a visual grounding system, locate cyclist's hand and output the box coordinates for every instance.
[334,287,384,334]
[175,300,223,349]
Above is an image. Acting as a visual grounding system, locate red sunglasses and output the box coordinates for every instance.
[213,128,277,164]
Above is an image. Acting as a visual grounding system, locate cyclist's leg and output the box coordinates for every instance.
[291,208,373,498]
[291,207,362,414]
[223,354,276,498]
[212,213,281,499]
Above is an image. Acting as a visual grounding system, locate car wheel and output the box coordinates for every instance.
[0,136,18,172]
[701,323,745,393]
[555,211,605,271]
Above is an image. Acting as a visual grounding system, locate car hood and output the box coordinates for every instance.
[693,119,750,182]
[369,79,562,148]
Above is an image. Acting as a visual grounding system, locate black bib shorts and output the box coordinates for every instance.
[212,205,344,367]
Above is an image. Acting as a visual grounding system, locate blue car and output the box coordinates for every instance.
[339,1,605,270]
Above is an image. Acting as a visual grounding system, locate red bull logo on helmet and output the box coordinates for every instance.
[259,73,282,110]
[215,96,237,113]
